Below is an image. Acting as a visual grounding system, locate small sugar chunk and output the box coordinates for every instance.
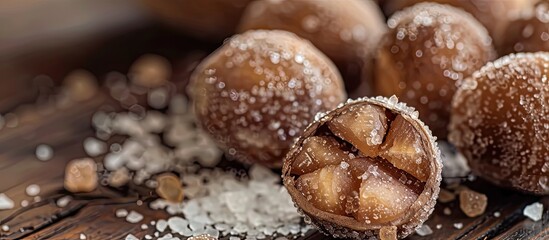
[459,189,488,217]
[20,200,29,207]
[36,144,54,161]
[436,224,442,229]
[126,211,144,223]
[56,196,72,208]
[25,184,40,196]
[116,209,129,218]
[145,235,153,240]
[0,193,15,210]
[109,167,131,187]
[415,224,433,236]
[125,234,139,240]
[494,211,501,217]
[156,219,168,232]
[443,207,452,215]
[156,173,184,203]
[64,158,97,193]
[168,216,189,234]
[2,225,9,232]
[80,233,87,239]
[83,137,107,157]
[523,202,543,222]
[141,224,148,230]
[125,233,139,240]
[453,222,463,229]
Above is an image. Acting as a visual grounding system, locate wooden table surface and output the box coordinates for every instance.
[0,9,547,239]
[0,82,546,240]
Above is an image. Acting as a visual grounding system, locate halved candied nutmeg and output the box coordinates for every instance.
[282,96,442,239]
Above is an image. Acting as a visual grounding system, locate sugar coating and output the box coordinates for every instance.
[450,52,549,195]
[500,1,549,54]
[375,2,496,137]
[239,0,385,60]
[382,0,529,48]
[190,30,346,166]
[238,0,386,96]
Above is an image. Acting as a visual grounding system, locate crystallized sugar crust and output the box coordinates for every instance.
[190,30,346,166]
[450,52,549,195]
[376,2,496,137]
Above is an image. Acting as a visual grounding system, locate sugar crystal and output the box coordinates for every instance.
[523,202,543,222]
[126,211,144,223]
[0,193,15,210]
[36,144,54,161]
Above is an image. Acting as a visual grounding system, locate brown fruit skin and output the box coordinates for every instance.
[381,0,532,50]
[189,30,346,167]
[238,0,387,98]
[140,0,252,41]
[449,52,549,195]
[283,96,442,239]
[499,1,549,55]
[374,3,496,138]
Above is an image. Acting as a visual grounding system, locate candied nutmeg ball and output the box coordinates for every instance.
[449,52,549,195]
[374,3,496,138]
[140,0,252,41]
[500,1,549,55]
[189,30,346,167]
[282,96,442,239]
[381,0,529,49]
[238,0,386,98]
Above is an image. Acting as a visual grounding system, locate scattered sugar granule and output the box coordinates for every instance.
[79,233,87,240]
[20,200,29,207]
[56,196,72,208]
[35,144,54,161]
[459,189,488,217]
[156,219,168,232]
[25,184,40,196]
[141,224,148,230]
[83,137,107,157]
[108,168,131,187]
[156,173,184,203]
[523,202,543,222]
[415,224,433,236]
[64,158,97,193]
[2,225,9,232]
[125,234,139,240]
[168,216,189,234]
[443,207,452,215]
[116,209,129,218]
[126,210,144,223]
[453,223,463,229]
[145,235,153,240]
[0,193,15,210]
[436,224,442,229]
[34,196,41,202]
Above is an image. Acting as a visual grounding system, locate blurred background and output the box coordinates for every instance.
[0,0,222,113]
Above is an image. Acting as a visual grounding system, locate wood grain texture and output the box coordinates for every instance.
[0,89,546,239]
